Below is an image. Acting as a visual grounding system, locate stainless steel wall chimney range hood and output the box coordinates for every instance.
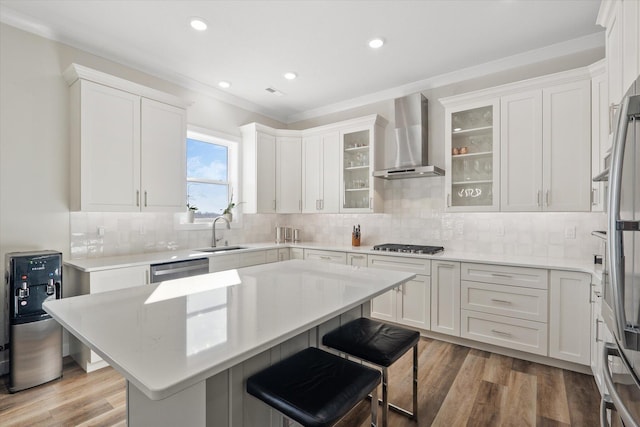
[373,93,444,179]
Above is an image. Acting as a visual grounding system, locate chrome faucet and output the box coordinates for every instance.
[211,216,231,247]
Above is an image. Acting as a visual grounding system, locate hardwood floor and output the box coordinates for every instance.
[0,338,600,426]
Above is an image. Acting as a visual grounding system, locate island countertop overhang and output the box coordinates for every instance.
[44,260,415,400]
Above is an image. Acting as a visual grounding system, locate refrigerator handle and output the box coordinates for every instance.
[606,92,635,349]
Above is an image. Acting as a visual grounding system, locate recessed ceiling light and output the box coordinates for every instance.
[218,81,231,89]
[284,72,297,80]
[189,18,208,31]
[368,38,385,49]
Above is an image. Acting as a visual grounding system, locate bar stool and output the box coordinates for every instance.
[246,347,381,427]
[322,317,419,426]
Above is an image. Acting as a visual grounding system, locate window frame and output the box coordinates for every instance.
[181,125,241,229]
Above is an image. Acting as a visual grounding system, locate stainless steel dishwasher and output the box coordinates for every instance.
[150,258,209,283]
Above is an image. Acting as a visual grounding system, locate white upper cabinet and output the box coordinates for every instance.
[241,127,301,214]
[590,61,608,212]
[65,65,187,212]
[500,91,543,211]
[241,125,276,214]
[243,114,385,215]
[276,136,302,213]
[140,98,187,211]
[443,67,593,212]
[302,132,340,213]
[502,80,591,212]
[339,115,387,213]
[598,0,640,132]
[542,80,592,212]
[445,100,501,212]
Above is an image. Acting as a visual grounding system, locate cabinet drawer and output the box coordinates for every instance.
[368,255,431,276]
[461,280,548,322]
[461,263,548,289]
[240,250,267,267]
[461,310,548,356]
[304,249,346,264]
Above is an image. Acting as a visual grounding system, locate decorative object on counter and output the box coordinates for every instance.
[284,227,293,242]
[275,226,284,243]
[293,229,301,243]
[352,224,361,246]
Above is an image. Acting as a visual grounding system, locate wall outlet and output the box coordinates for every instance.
[97,226,105,236]
[564,226,576,239]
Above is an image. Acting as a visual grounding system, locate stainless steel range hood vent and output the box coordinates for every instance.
[373,93,444,179]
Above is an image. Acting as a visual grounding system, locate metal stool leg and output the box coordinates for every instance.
[375,344,419,422]
[382,367,389,427]
[371,384,378,427]
[412,343,418,420]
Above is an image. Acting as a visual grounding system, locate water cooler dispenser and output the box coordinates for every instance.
[5,251,63,392]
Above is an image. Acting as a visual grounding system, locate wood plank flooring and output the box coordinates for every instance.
[0,338,600,426]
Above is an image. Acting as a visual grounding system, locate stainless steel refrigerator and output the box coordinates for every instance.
[603,74,640,426]
[5,251,63,392]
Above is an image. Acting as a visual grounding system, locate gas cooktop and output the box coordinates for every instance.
[372,243,444,255]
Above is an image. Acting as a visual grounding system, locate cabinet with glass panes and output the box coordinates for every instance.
[444,99,500,211]
[339,115,387,213]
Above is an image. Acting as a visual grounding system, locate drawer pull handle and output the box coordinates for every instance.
[319,256,332,260]
[351,255,364,259]
[491,329,512,337]
[490,298,513,305]
[491,273,512,278]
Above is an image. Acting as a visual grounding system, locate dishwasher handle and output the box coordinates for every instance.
[151,264,207,277]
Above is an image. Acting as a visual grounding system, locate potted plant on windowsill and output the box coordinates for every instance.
[221,190,243,223]
[186,203,198,223]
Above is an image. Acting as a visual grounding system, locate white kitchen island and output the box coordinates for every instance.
[43,259,415,426]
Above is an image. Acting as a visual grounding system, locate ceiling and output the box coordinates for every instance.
[0,0,604,123]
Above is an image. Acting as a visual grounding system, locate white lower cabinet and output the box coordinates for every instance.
[290,248,304,260]
[209,254,241,272]
[549,270,592,365]
[431,261,461,336]
[368,255,431,330]
[459,262,549,356]
[277,248,290,262]
[303,249,347,264]
[240,251,267,268]
[346,253,368,267]
[65,264,150,372]
[461,310,548,356]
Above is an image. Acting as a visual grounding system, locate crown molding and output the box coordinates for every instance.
[285,32,604,124]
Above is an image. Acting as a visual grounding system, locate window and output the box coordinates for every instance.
[186,127,239,222]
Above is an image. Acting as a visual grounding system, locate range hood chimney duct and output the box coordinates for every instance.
[373,93,444,179]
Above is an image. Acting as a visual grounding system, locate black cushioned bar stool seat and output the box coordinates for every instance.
[322,317,420,426]
[246,347,381,427]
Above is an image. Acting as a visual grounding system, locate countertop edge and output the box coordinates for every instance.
[65,242,601,278]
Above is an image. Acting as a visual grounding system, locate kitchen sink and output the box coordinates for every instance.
[195,246,246,253]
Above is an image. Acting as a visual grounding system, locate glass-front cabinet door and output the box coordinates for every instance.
[342,129,372,210]
[339,115,386,213]
[444,99,500,211]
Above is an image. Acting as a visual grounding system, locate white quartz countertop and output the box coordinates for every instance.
[64,241,601,278]
[44,260,415,401]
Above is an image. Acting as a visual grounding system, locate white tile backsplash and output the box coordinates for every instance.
[70,178,607,262]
